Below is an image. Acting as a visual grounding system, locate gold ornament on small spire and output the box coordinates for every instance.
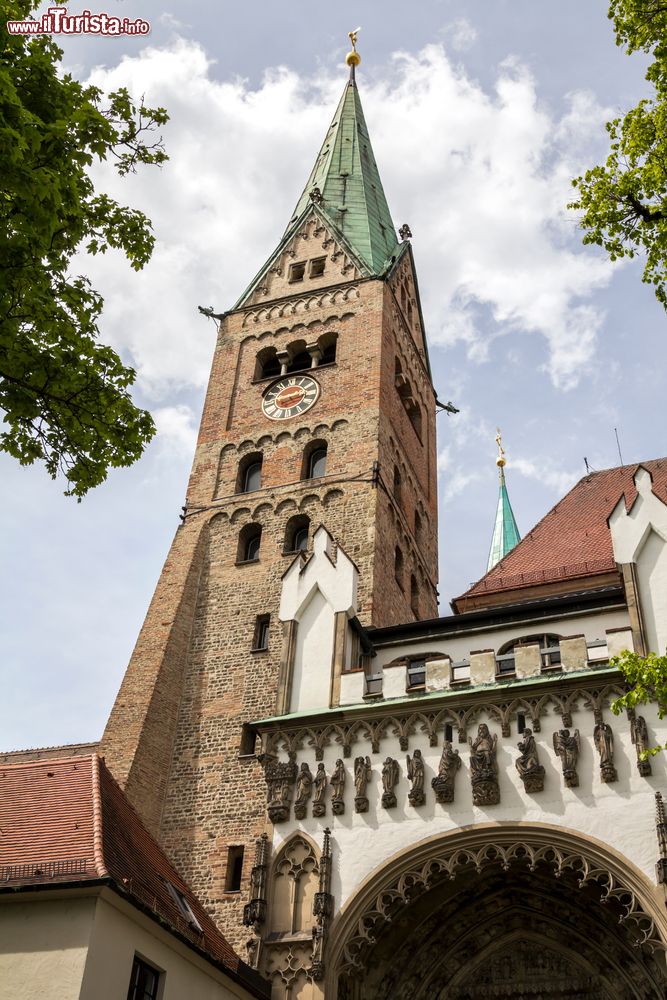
[495,428,506,469]
[346,27,361,68]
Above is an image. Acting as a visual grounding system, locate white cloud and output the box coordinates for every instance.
[440,18,478,52]
[510,456,580,495]
[78,38,616,402]
[153,404,198,456]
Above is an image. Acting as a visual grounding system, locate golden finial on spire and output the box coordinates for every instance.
[495,428,506,469]
[346,27,361,68]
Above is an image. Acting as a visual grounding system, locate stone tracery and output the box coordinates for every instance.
[329,828,667,1000]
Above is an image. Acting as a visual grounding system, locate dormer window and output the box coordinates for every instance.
[163,879,203,932]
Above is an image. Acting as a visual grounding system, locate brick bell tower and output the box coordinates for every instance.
[101,44,438,947]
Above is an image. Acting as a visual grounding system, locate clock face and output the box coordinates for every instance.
[262,375,320,421]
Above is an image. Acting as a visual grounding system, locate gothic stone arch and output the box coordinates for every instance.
[325,823,667,1000]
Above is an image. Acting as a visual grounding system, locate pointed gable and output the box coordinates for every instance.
[235,206,369,308]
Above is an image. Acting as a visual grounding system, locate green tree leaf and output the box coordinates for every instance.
[570,1,667,308]
[0,0,168,496]
[611,648,667,756]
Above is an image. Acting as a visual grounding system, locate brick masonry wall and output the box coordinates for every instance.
[102,243,439,952]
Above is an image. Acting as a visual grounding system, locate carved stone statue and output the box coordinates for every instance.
[553,729,580,787]
[354,755,372,813]
[594,716,617,783]
[631,713,653,777]
[406,749,425,806]
[331,758,346,815]
[312,762,327,817]
[381,757,400,809]
[294,762,313,819]
[515,728,545,793]
[468,724,500,805]
[263,753,297,822]
[431,740,461,803]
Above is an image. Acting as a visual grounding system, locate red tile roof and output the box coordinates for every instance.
[0,755,264,993]
[0,742,98,765]
[453,459,667,610]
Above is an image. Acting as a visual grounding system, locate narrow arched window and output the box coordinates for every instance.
[255,347,280,381]
[393,466,402,501]
[414,510,422,545]
[301,440,327,480]
[319,332,337,366]
[407,401,422,440]
[284,515,310,554]
[410,574,419,616]
[243,460,261,492]
[308,446,327,479]
[238,524,262,563]
[394,545,404,589]
[237,453,262,494]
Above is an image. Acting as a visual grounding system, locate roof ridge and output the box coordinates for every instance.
[0,752,97,770]
[90,753,109,878]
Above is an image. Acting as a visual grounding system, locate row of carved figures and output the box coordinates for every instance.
[262,713,653,817]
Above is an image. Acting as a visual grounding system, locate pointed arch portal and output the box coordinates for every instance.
[326,824,667,1000]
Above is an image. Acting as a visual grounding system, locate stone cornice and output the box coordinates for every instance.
[253,668,624,758]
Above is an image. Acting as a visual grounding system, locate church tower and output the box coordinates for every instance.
[101,40,438,947]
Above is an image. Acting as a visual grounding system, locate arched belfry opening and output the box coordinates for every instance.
[327,826,667,1000]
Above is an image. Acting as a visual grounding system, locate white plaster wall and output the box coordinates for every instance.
[0,896,94,1000]
[609,467,667,656]
[272,702,667,910]
[289,589,334,714]
[636,528,667,655]
[81,893,256,1000]
[371,607,630,673]
[0,893,256,1000]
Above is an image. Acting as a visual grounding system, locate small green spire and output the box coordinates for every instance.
[487,432,521,572]
[285,51,399,274]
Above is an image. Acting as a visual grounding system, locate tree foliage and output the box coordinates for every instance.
[611,648,667,755]
[1,0,168,496]
[570,1,667,307]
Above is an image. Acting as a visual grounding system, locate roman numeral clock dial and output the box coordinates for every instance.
[262,375,321,420]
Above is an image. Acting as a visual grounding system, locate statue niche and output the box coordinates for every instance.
[331,758,346,815]
[515,728,545,793]
[468,724,500,806]
[631,713,653,777]
[406,749,425,807]
[431,740,461,804]
[553,729,580,788]
[594,713,617,784]
[354,755,372,813]
[294,762,313,820]
[262,752,297,822]
[312,762,328,817]
[382,757,400,809]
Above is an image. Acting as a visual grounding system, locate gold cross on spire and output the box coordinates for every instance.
[495,428,506,469]
[346,27,361,68]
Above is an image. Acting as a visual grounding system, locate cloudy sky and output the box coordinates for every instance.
[2,1,666,752]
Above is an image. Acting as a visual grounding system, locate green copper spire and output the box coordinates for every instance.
[285,38,400,274]
[487,432,521,572]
